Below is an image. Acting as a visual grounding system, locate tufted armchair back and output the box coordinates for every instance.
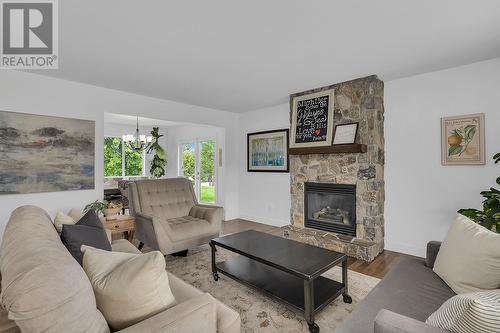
[129,178,197,220]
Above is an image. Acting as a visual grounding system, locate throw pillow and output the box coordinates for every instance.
[81,245,176,330]
[433,214,500,294]
[426,289,500,333]
[61,210,111,265]
[78,210,106,229]
[68,208,83,221]
[54,212,76,233]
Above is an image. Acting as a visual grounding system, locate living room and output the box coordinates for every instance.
[0,1,499,333]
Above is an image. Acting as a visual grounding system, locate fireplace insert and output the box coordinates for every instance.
[304,182,356,236]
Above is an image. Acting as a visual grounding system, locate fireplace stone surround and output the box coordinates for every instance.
[289,75,384,262]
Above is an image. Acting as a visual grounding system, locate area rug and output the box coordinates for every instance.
[165,245,380,333]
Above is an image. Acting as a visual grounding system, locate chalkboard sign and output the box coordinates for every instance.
[290,88,334,148]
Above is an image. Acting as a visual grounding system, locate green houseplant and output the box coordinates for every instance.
[84,200,108,216]
[458,152,500,232]
[146,127,167,178]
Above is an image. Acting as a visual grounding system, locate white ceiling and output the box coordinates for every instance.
[39,0,500,112]
[104,113,182,127]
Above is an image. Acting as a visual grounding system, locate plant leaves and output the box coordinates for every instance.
[448,145,463,156]
[494,153,500,164]
[464,125,476,141]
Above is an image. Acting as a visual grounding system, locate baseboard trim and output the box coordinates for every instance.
[384,241,425,258]
[237,214,289,227]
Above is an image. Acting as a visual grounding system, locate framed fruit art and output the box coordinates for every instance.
[441,113,485,165]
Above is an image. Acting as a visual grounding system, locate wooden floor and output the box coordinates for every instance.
[222,219,420,279]
[128,218,419,279]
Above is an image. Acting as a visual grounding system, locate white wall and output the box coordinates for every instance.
[384,58,500,257]
[0,71,240,234]
[238,104,291,226]
[236,58,500,257]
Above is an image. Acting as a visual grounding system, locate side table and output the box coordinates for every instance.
[101,215,135,242]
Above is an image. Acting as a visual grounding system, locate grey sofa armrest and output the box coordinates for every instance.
[374,309,448,333]
[117,293,217,333]
[425,241,442,268]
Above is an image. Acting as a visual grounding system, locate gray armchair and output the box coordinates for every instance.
[128,178,223,255]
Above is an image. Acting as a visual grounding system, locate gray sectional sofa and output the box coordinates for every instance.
[0,205,240,333]
[334,241,454,333]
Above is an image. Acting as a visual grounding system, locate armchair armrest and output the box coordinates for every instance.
[374,309,448,333]
[117,293,217,333]
[134,212,161,251]
[425,241,442,268]
[189,205,224,226]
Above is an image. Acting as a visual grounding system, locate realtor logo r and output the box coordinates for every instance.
[1,0,58,69]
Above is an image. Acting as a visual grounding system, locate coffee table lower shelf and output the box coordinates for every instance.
[215,255,345,314]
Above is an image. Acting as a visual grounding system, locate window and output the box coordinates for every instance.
[104,137,123,177]
[104,137,148,177]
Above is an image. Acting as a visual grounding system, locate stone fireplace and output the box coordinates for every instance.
[288,75,384,262]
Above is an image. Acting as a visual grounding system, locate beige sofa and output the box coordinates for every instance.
[129,178,223,255]
[0,205,240,333]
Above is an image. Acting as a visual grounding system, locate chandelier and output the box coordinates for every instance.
[125,116,149,151]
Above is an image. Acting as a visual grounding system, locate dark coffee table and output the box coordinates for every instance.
[210,230,351,333]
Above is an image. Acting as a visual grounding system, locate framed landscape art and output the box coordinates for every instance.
[0,111,95,194]
[441,113,485,165]
[247,129,289,172]
[290,88,334,148]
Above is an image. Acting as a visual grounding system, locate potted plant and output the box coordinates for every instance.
[84,200,123,217]
[458,152,500,232]
[146,127,167,178]
[103,202,123,217]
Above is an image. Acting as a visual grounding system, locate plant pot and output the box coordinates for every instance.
[104,208,121,217]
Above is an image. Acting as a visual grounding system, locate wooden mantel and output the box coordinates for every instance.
[288,143,367,155]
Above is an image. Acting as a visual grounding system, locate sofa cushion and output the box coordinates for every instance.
[61,215,112,265]
[111,239,142,254]
[334,257,455,333]
[433,214,500,294]
[167,216,214,241]
[81,245,176,331]
[426,289,500,333]
[0,206,109,333]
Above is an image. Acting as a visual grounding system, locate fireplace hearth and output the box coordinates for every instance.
[304,182,356,236]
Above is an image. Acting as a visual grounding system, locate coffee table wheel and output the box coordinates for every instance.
[343,294,352,304]
[308,322,320,333]
[213,272,220,281]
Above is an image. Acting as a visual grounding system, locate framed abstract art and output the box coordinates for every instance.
[247,129,289,172]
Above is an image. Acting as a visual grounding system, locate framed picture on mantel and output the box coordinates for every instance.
[290,88,335,148]
[247,129,289,172]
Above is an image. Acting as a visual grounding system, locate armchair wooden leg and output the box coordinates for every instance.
[138,242,144,251]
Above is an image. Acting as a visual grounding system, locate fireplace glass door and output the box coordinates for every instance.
[304,183,356,236]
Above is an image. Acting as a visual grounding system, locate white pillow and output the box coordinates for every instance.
[433,214,500,294]
[68,208,83,221]
[426,289,500,333]
[81,245,176,330]
[53,212,76,233]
